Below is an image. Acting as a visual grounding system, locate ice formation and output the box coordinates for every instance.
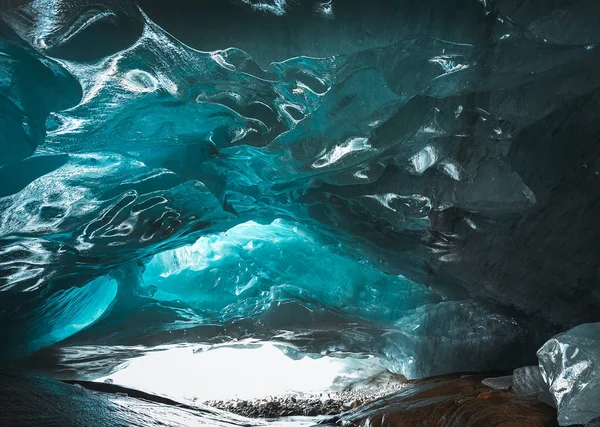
[0,0,599,422]
[512,366,548,397]
[538,323,600,426]
[0,369,276,427]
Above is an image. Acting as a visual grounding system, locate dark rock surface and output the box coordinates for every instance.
[319,373,559,427]
[586,417,600,427]
[203,372,560,425]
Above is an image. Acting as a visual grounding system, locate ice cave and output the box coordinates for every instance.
[1,0,600,425]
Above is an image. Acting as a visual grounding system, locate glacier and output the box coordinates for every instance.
[0,0,599,424]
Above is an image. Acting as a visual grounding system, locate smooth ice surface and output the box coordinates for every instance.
[0,369,316,427]
[4,275,117,359]
[512,366,547,397]
[0,0,599,399]
[538,323,600,426]
[382,300,531,378]
[482,376,513,391]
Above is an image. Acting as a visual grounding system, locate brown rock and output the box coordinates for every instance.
[321,373,559,427]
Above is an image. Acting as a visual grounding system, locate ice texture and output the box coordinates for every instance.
[482,376,513,391]
[0,0,598,390]
[0,23,81,166]
[382,300,532,378]
[0,369,267,427]
[142,219,439,325]
[512,366,548,397]
[537,323,600,426]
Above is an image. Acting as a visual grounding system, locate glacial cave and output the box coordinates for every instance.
[1,0,600,426]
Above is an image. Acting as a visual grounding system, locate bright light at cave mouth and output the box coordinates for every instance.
[95,342,387,402]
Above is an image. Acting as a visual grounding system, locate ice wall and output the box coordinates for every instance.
[0,0,598,384]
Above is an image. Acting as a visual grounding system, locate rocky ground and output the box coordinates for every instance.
[203,383,406,418]
[319,373,560,427]
[202,370,561,425]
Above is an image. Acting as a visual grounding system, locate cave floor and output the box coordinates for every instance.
[203,373,560,426]
[202,385,407,418]
[2,369,562,426]
[318,373,560,427]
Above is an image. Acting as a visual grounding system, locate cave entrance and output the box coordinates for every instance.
[91,341,397,417]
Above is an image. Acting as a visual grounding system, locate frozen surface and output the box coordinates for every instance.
[143,220,438,326]
[538,323,600,426]
[0,0,599,402]
[482,376,513,390]
[0,369,317,427]
[382,300,531,378]
[512,366,547,397]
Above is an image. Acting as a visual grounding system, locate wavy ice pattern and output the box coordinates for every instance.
[1,0,600,382]
[143,220,439,324]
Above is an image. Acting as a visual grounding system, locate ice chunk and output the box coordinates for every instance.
[512,366,548,397]
[482,376,513,390]
[537,323,600,426]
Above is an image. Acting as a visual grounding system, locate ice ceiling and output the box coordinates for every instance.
[1,0,599,382]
